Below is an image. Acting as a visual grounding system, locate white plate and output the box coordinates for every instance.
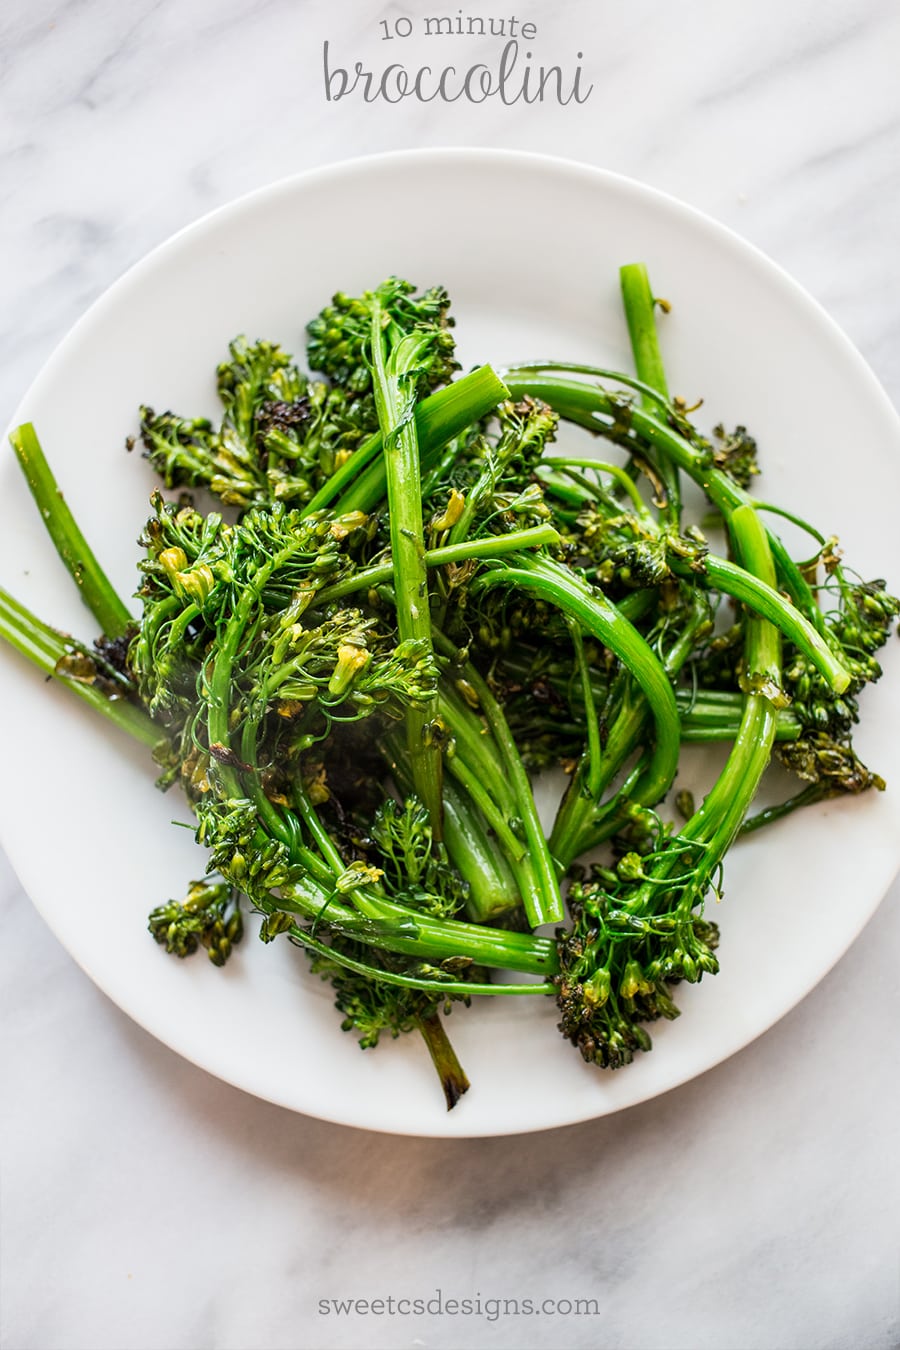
[2,149,899,1137]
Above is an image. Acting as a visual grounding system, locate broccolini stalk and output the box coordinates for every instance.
[440,780,524,923]
[432,631,563,927]
[472,552,682,817]
[500,370,826,627]
[548,592,713,868]
[9,423,133,638]
[417,1012,471,1110]
[619,262,680,526]
[310,364,508,516]
[669,551,849,692]
[681,505,782,849]
[0,583,164,750]
[314,523,561,607]
[555,504,783,1068]
[366,282,456,835]
[384,734,524,925]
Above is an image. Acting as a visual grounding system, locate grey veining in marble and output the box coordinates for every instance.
[1,2,899,1348]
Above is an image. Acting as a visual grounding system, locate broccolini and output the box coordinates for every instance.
[3,262,894,1108]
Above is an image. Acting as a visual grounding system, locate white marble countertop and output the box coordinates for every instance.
[2,3,899,1348]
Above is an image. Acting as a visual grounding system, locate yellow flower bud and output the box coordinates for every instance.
[432,489,466,532]
[159,546,188,576]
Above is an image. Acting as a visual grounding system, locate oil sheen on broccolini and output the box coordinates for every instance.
[3,265,895,1108]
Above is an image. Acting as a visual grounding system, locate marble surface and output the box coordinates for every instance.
[1,2,899,1347]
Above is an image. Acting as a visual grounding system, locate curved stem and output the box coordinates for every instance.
[671,548,849,692]
[473,553,681,810]
[504,371,828,629]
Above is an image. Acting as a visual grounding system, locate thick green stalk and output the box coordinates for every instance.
[549,595,711,866]
[434,636,563,926]
[680,696,799,742]
[679,504,782,854]
[369,303,443,834]
[619,264,671,404]
[619,263,680,526]
[441,780,524,923]
[615,503,783,938]
[434,685,545,924]
[315,365,508,517]
[9,423,133,638]
[284,922,553,997]
[416,1012,471,1110]
[386,738,524,924]
[0,584,163,748]
[442,752,527,863]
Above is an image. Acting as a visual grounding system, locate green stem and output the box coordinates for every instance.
[619,264,671,402]
[287,922,553,997]
[315,523,559,607]
[740,782,833,835]
[369,303,444,834]
[441,780,524,923]
[9,423,133,638]
[540,457,654,520]
[549,596,711,865]
[0,584,163,749]
[386,738,524,924]
[442,754,526,862]
[619,263,680,526]
[569,614,604,800]
[680,505,782,856]
[434,632,563,926]
[416,1013,471,1110]
[671,551,849,693]
[503,371,828,629]
[315,365,508,517]
[473,553,681,811]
